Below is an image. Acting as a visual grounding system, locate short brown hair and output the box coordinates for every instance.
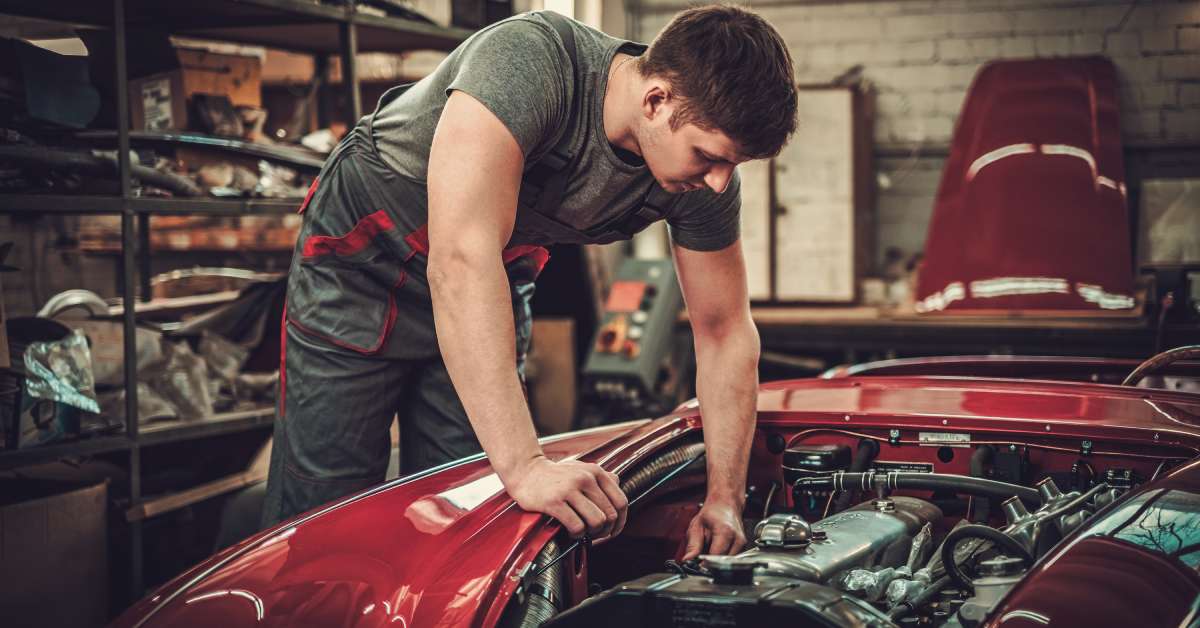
[638,4,797,159]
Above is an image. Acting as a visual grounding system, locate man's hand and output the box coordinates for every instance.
[681,501,747,560]
[505,456,628,540]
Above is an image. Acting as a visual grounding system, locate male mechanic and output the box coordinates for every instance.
[263,5,797,560]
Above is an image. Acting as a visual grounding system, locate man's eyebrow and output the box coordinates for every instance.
[700,148,739,163]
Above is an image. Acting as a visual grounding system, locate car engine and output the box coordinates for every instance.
[541,441,1134,628]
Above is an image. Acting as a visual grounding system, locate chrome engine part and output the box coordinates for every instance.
[733,496,943,583]
[952,556,1027,626]
[547,496,942,628]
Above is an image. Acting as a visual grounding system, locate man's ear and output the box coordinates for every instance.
[642,81,672,121]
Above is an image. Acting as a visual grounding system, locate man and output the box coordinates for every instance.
[263,5,796,561]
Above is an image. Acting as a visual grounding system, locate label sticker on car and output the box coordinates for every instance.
[873,461,935,473]
[918,432,971,447]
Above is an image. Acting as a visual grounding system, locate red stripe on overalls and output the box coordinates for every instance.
[279,302,288,418]
[297,176,320,214]
[302,210,395,258]
[403,225,550,273]
[291,210,405,355]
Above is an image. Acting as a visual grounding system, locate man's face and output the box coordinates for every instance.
[636,89,745,195]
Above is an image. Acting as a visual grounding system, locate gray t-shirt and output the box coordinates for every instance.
[371,11,740,252]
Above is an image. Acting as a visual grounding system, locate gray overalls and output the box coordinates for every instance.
[262,13,676,527]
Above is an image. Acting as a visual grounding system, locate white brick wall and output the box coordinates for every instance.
[633,0,1200,264]
[635,0,1198,148]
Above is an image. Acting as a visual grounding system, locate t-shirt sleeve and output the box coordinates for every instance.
[444,18,570,159]
[667,169,742,251]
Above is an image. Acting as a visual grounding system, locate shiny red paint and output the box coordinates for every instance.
[112,417,696,628]
[114,375,1200,627]
[822,354,1200,382]
[915,57,1135,312]
[757,376,1200,452]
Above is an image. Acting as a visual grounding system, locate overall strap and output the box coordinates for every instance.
[611,184,675,238]
[521,13,680,242]
[518,12,583,218]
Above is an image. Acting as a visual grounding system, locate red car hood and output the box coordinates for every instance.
[113,416,698,628]
[115,376,1200,627]
[915,56,1134,312]
[757,376,1200,448]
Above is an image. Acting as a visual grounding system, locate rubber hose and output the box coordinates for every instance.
[503,442,705,627]
[969,445,995,478]
[968,445,996,522]
[940,524,1034,590]
[833,439,880,511]
[794,472,1041,504]
[620,440,706,499]
[502,539,564,628]
[0,145,202,196]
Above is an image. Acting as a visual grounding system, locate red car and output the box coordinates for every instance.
[114,348,1200,628]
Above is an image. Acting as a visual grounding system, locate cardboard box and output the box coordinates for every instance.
[528,318,576,435]
[129,70,188,132]
[129,48,262,131]
[0,479,109,627]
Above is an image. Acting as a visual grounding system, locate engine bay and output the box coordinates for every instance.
[507,425,1194,628]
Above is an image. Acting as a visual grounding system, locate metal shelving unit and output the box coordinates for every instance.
[0,407,276,472]
[0,0,469,601]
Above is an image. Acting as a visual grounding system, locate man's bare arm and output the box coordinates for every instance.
[672,238,760,559]
[426,90,626,539]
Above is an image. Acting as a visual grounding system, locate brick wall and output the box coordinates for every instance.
[633,0,1200,266]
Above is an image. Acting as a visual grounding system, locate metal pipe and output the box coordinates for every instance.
[505,540,564,628]
[114,0,143,598]
[339,11,362,122]
[138,214,151,302]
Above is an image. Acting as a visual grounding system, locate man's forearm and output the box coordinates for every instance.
[693,318,760,507]
[428,252,542,480]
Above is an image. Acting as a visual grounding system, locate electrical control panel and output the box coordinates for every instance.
[582,259,684,413]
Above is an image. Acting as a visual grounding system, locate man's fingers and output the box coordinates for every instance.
[566,492,609,537]
[681,518,706,560]
[732,530,748,554]
[597,471,629,537]
[579,482,618,539]
[547,503,586,538]
[709,527,735,556]
[583,471,625,538]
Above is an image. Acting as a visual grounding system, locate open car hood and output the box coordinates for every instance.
[115,375,1200,627]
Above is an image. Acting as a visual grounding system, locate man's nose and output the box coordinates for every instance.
[704,164,733,194]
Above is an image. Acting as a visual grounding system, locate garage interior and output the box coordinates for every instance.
[0,0,1197,625]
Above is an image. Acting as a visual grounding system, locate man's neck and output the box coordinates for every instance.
[604,52,643,157]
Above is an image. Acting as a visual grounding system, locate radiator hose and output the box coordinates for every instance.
[501,440,706,627]
[940,524,1034,589]
[832,439,880,512]
[793,471,1042,505]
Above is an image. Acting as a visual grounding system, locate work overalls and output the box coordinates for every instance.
[261,14,675,527]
